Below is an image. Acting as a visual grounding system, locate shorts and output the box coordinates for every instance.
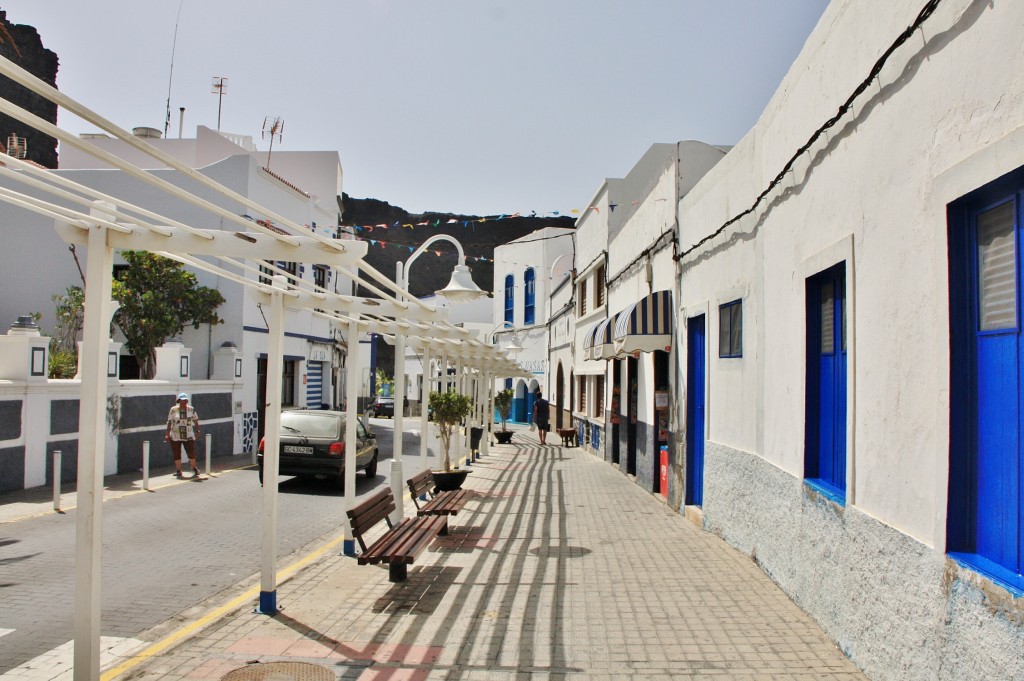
[536,420,550,432]
[169,439,196,458]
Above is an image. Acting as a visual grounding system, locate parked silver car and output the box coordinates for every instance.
[257,410,378,488]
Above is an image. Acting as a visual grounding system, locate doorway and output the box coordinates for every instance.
[685,314,706,506]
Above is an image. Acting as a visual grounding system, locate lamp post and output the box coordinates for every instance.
[394,235,486,480]
[481,321,522,456]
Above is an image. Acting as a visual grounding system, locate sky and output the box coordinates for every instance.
[3,1,830,217]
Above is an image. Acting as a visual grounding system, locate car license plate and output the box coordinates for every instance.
[283,445,313,454]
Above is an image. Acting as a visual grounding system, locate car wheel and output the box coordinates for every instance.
[364,451,378,478]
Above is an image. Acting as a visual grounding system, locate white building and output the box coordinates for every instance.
[0,126,353,448]
[669,0,1024,677]
[571,143,725,480]
[492,226,574,423]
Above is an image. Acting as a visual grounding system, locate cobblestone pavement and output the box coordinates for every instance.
[21,436,868,681]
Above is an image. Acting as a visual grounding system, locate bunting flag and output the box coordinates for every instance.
[351,234,494,262]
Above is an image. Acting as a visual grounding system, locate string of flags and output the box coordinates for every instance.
[340,210,582,262]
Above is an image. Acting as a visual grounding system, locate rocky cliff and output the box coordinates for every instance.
[0,10,58,168]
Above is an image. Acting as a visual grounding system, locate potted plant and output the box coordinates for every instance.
[493,388,515,444]
[428,390,474,491]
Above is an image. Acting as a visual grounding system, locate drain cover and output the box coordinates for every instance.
[221,662,335,681]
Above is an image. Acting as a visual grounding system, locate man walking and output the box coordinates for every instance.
[166,392,201,478]
[532,390,550,445]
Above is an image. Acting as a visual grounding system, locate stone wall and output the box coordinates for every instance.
[701,440,1024,681]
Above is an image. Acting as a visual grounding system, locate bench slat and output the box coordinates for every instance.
[359,515,446,565]
[418,489,470,516]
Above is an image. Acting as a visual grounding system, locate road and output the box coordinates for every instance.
[0,416,444,674]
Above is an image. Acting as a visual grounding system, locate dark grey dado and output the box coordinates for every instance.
[46,439,78,485]
[0,445,25,493]
[50,399,80,435]
[635,419,657,492]
[120,392,232,430]
[0,400,22,441]
[117,421,234,474]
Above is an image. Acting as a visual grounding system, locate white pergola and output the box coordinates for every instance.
[0,55,524,679]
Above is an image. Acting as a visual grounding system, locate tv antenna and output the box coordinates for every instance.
[163,0,185,138]
[261,116,284,170]
[6,134,26,159]
[211,76,228,130]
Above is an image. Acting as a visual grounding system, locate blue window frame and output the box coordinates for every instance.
[718,299,742,358]
[948,165,1024,594]
[504,274,514,324]
[524,268,536,325]
[804,263,847,505]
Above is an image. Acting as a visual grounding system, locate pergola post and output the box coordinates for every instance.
[392,262,407,480]
[258,275,286,615]
[343,318,360,556]
[420,342,431,474]
[481,370,491,457]
[73,202,115,681]
[454,359,465,467]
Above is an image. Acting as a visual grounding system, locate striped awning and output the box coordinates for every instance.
[592,315,617,360]
[613,290,673,356]
[582,321,603,360]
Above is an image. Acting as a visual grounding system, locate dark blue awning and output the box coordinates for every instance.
[613,290,673,355]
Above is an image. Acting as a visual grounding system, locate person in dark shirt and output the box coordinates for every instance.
[532,390,550,445]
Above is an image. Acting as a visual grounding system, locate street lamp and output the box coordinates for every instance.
[489,320,523,354]
[393,234,486,479]
[479,320,524,456]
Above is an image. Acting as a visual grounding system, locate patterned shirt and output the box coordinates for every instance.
[167,405,199,442]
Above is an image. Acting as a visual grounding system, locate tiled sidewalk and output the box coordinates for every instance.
[112,439,867,680]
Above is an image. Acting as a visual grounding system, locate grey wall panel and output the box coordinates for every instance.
[120,394,176,430]
[0,445,25,493]
[46,440,78,485]
[50,399,80,435]
[121,392,232,430]
[117,421,234,474]
[191,392,232,420]
[0,400,22,440]
[635,420,657,493]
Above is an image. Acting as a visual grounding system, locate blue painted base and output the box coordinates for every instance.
[343,538,356,557]
[256,590,277,615]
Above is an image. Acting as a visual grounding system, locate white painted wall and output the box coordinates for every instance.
[673,1,1024,677]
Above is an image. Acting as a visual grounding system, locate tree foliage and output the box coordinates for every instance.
[494,388,514,432]
[428,390,473,472]
[111,251,225,379]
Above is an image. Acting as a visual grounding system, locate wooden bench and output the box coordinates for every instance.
[346,487,447,582]
[406,470,471,535]
[556,428,578,447]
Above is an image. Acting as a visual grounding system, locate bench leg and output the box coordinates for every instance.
[439,517,449,537]
[388,562,408,582]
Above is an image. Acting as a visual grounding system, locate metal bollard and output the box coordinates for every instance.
[205,433,212,476]
[52,450,61,511]
[388,458,404,525]
[142,441,150,491]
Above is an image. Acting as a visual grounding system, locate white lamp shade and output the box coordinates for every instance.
[435,264,486,303]
[503,336,524,354]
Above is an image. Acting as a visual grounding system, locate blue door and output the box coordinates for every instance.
[686,314,706,506]
[972,199,1022,573]
[805,264,847,502]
